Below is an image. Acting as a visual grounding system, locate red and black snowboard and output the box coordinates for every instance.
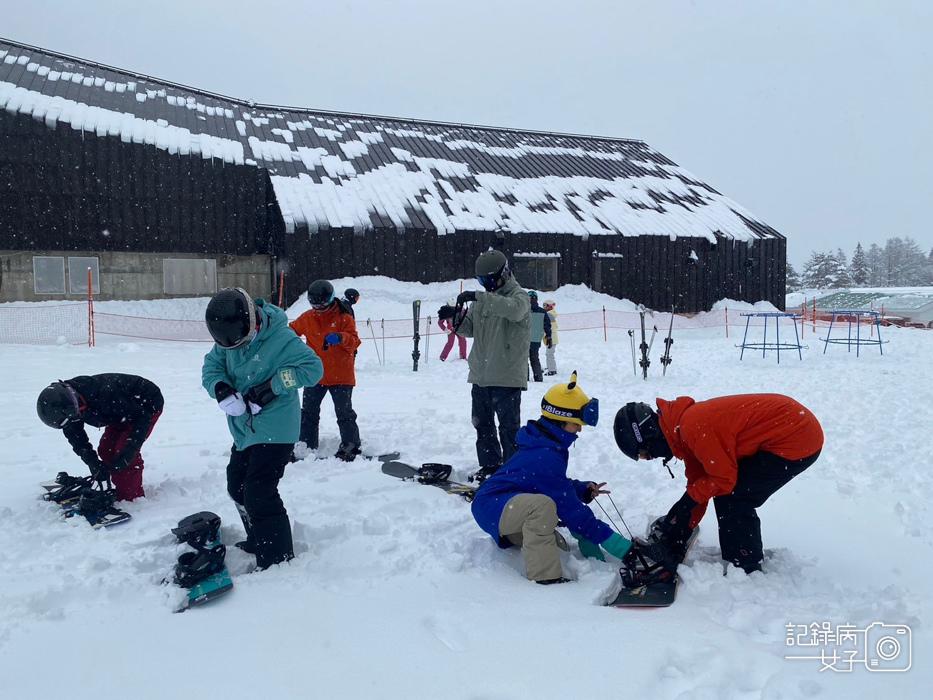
[606,527,700,608]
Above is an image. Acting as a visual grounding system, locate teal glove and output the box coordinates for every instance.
[571,533,605,561]
[600,533,633,560]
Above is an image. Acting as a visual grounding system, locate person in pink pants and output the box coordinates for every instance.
[438,298,467,361]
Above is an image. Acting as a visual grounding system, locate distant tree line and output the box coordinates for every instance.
[788,237,933,291]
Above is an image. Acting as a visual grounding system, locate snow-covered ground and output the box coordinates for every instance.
[1,279,930,699]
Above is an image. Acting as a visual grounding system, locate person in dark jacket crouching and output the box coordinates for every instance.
[37,374,164,501]
[470,372,633,584]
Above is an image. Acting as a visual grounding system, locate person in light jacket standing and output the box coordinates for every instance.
[202,288,323,570]
[454,250,531,483]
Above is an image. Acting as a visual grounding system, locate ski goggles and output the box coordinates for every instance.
[541,397,599,427]
[476,274,499,291]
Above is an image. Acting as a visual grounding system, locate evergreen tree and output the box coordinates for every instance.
[785,262,802,292]
[802,252,836,289]
[867,243,886,286]
[884,237,926,286]
[832,249,852,287]
[850,243,869,286]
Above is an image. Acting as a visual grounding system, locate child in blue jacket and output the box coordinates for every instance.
[471,372,633,584]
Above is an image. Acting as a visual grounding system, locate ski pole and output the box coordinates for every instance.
[425,316,432,364]
[628,329,636,375]
[647,325,659,357]
[367,319,382,366]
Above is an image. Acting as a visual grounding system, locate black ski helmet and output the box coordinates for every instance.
[307,279,335,308]
[613,402,669,461]
[344,288,360,305]
[528,290,538,302]
[475,250,511,292]
[205,288,257,350]
[37,381,81,429]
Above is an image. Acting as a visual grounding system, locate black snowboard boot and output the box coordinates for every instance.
[252,514,294,570]
[470,464,500,484]
[335,442,361,462]
[234,503,257,555]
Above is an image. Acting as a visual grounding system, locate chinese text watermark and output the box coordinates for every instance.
[785,622,911,672]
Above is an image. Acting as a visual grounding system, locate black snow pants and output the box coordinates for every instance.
[227,442,295,569]
[713,449,821,573]
[528,342,544,382]
[299,384,361,449]
[471,385,522,471]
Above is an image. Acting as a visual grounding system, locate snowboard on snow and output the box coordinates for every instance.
[381,461,477,502]
[176,568,234,612]
[312,450,401,463]
[165,512,234,613]
[606,527,700,608]
[41,473,132,529]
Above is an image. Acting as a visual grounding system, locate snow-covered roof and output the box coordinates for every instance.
[0,38,782,242]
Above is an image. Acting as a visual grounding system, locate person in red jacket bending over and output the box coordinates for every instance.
[614,394,823,574]
[290,280,363,461]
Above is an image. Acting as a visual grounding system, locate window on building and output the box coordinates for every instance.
[68,257,100,295]
[512,256,559,291]
[163,259,218,295]
[593,258,622,295]
[33,256,66,294]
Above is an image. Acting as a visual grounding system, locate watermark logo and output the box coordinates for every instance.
[785,622,912,672]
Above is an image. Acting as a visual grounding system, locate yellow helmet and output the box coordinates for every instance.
[541,371,599,427]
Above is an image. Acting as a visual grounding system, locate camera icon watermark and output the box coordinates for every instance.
[785,621,912,672]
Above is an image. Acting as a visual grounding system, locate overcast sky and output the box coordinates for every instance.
[4,0,931,269]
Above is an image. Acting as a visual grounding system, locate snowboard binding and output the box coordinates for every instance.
[43,472,93,505]
[171,512,227,588]
[619,537,676,589]
[418,463,452,485]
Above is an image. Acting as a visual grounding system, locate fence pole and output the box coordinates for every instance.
[800,301,805,341]
[277,271,285,307]
[602,306,607,342]
[812,299,817,333]
[87,267,95,347]
[425,316,432,363]
[725,308,729,338]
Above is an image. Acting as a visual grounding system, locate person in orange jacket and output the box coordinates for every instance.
[614,394,823,574]
[289,279,363,461]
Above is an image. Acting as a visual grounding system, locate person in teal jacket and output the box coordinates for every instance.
[471,372,633,584]
[202,288,323,569]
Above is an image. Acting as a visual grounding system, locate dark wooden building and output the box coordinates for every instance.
[0,37,786,311]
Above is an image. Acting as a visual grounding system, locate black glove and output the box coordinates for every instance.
[245,379,277,414]
[663,492,699,542]
[214,381,236,402]
[456,291,477,305]
[544,337,551,348]
[88,455,110,483]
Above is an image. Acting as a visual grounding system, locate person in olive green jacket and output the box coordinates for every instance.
[454,250,531,483]
[202,288,323,570]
